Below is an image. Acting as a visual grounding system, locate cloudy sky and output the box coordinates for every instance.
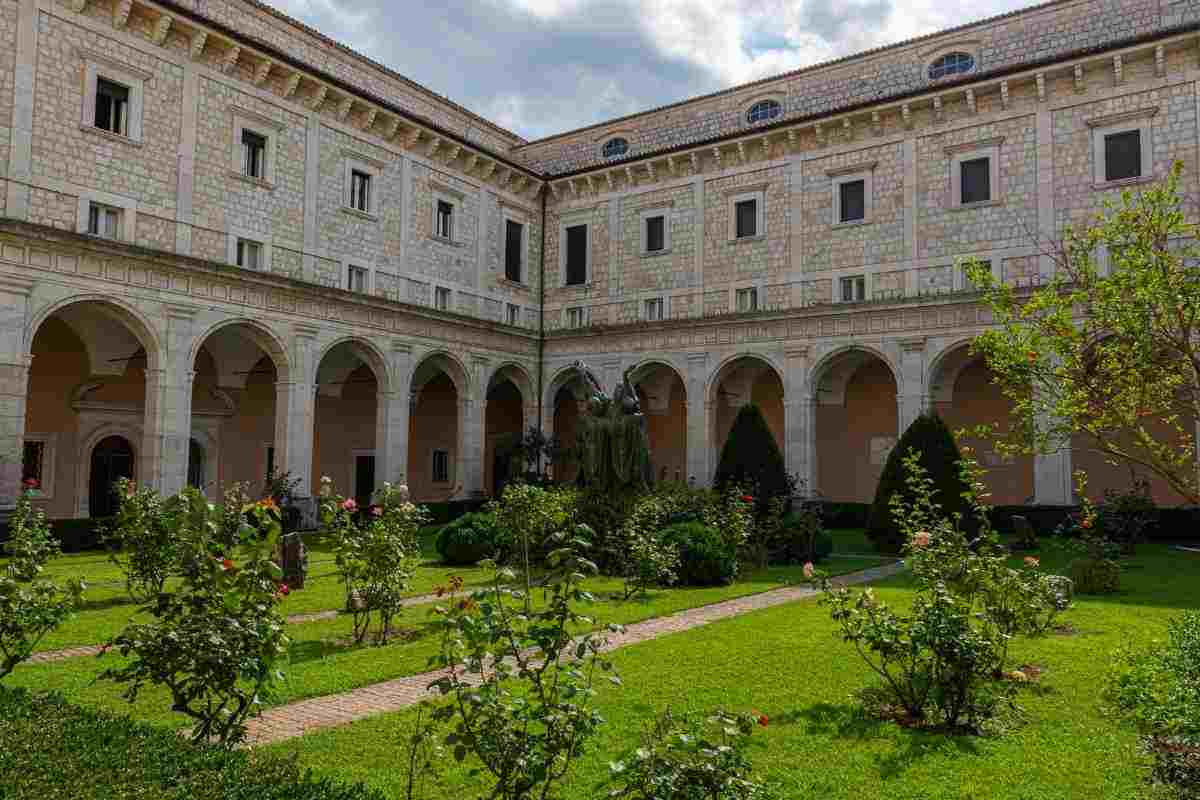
[268,0,1033,140]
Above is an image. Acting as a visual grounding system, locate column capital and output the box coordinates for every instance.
[293,323,320,341]
[899,336,927,353]
[391,339,412,355]
[0,276,34,297]
[785,345,811,361]
[163,304,196,321]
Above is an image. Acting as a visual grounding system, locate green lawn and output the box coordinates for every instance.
[261,544,1200,800]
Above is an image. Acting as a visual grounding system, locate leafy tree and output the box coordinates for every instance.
[0,486,84,680]
[966,162,1200,504]
[714,404,788,501]
[105,479,185,602]
[867,413,972,553]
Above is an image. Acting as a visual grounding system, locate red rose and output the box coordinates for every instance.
[222,558,235,571]
[742,495,754,503]
[278,583,290,596]
[21,478,39,489]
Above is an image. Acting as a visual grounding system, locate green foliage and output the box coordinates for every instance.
[770,505,830,564]
[1097,478,1158,555]
[867,413,972,554]
[488,482,578,568]
[0,490,84,680]
[1069,556,1122,595]
[607,709,774,800]
[661,522,738,586]
[714,404,788,500]
[617,491,686,599]
[322,481,428,645]
[0,687,382,799]
[1105,612,1200,798]
[99,489,290,746]
[577,399,650,492]
[966,162,1200,505]
[815,450,1065,732]
[423,531,623,800]
[435,512,498,565]
[105,478,186,602]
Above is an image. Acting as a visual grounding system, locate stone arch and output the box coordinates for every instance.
[809,344,901,406]
[411,349,471,399]
[707,353,787,477]
[189,317,291,383]
[313,337,392,504]
[26,294,163,373]
[704,352,785,409]
[408,350,471,501]
[543,362,594,413]
[926,337,979,404]
[629,358,688,484]
[75,422,140,517]
[484,362,535,496]
[487,361,535,404]
[316,336,391,397]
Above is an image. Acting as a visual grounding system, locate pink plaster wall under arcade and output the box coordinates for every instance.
[553,390,581,485]
[484,381,524,495]
[640,376,687,484]
[816,360,898,502]
[713,371,786,469]
[1070,413,1197,506]
[312,364,378,499]
[408,373,458,502]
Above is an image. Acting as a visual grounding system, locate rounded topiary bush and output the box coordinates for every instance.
[867,413,974,554]
[714,404,789,501]
[435,512,498,566]
[660,521,738,586]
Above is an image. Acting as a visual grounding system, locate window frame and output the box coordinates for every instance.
[20,434,56,499]
[431,449,451,484]
[434,286,452,311]
[346,262,371,294]
[726,187,767,241]
[643,296,666,322]
[601,137,629,159]
[947,138,1002,208]
[928,51,976,81]
[229,107,282,187]
[828,163,876,227]
[1088,108,1157,188]
[502,212,529,284]
[75,191,137,242]
[506,303,521,326]
[240,129,267,180]
[80,53,148,143]
[564,306,590,328]
[343,149,384,218]
[735,286,759,313]
[559,219,592,287]
[227,228,271,271]
[746,98,783,125]
[639,206,672,256]
[838,274,867,304]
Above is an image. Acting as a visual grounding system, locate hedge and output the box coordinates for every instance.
[0,517,109,553]
[0,687,381,800]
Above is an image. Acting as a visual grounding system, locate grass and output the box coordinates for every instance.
[5,545,882,730]
[260,544,1200,800]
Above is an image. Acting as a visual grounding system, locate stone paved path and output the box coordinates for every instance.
[243,560,907,746]
[26,590,444,665]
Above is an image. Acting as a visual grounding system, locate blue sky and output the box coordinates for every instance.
[269,0,1033,140]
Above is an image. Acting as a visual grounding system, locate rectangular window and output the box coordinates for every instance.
[241,129,266,179]
[506,303,520,326]
[838,179,866,223]
[349,169,371,213]
[734,199,758,239]
[565,306,586,328]
[434,286,451,311]
[435,200,454,240]
[644,298,664,321]
[432,450,450,483]
[1105,130,1142,182]
[645,215,666,252]
[347,265,368,293]
[236,238,262,270]
[87,203,121,239]
[21,440,44,488]
[565,224,588,286]
[505,220,524,283]
[265,446,275,481]
[960,157,991,204]
[736,287,758,313]
[94,78,129,136]
[840,275,866,303]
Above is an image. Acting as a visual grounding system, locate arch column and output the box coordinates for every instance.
[1034,406,1073,504]
[784,346,815,495]
[276,325,319,497]
[686,353,709,486]
[0,277,33,510]
[896,338,929,432]
[143,306,195,496]
[377,340,412,489]
[458,355,489,498]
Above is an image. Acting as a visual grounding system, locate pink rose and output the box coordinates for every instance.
[1024,556,1040,568]
[802,562,815,579]
[371,505,383,517]
[912,531,932,548]
[342,498,358,512]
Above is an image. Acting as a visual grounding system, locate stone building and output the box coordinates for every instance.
[0,0,1196,519]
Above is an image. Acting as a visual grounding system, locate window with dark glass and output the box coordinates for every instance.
[236,238,262,270]
[347,265,368,293]
[1104,130,1142,182]
[645,215,665,252]
[928,52,975,80]
[736,287,758,312]
[95,78,129,135]
[436,200,454,240]
[602,137,629,159]
[506,303,520,325]
[840,275,866,302]
[747,99,782,124]
[644,298,664,321]
[839,180,866,223]
[21,441,44,487]
[434,286,450,310]
[432,450,449,483]
[960,157,991,204]
[565,224,588,285]
[735,199,757,238]
[242,129,266,179]
[87,202,121,239]
[350,169,371,212]
[505,220,524,282]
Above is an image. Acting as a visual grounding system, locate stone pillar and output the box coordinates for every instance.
[377,340,412,489]
[142,306,195,496]
[0,277,33,511]
[685,353,709,486]
[784,347,815,495]
[1034,442,1073,505]
[457,355,489,498]
[276,325,319,496]
[896,338,928,433]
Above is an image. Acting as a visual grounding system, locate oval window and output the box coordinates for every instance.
[747,99,782,124]
[928,52,975,80]
[602,137,629,159]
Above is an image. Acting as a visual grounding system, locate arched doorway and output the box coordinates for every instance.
[630,362,687,484]
[187,438,206,490]
[408,353,468,501]
[813,348,898,502]
[89,435,134,518]
[484,364,532,497]
[709,356,785,481]
[314,339,388,507]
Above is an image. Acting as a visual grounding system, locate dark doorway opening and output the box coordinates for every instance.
[89,435,134,518]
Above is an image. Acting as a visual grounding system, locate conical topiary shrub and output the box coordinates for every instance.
[714,404,788,500]
[867,413,974,553]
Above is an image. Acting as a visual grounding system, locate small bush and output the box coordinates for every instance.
[1069,556,1121,594]
[867,414,973,554]
[714,404,789,501]
[773,507,831,564]
[435,512,498,565]
[661,522,738,586]
[0,687,380,799]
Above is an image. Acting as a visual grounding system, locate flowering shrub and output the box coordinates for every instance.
[105,478,186,602]
[423,529,622,800]
[608,709,774,800]
[322,480,427,645]
[99,489,289,746]
[616,491,686,599]
[661,522,738,586]
[488,482,577,568]
[700,484,755,557]
[0,487,84,680]
[812,450,1064,732]
[1055,484,1122,595]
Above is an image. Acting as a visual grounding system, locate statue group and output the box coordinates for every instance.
[572,360,651,491]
